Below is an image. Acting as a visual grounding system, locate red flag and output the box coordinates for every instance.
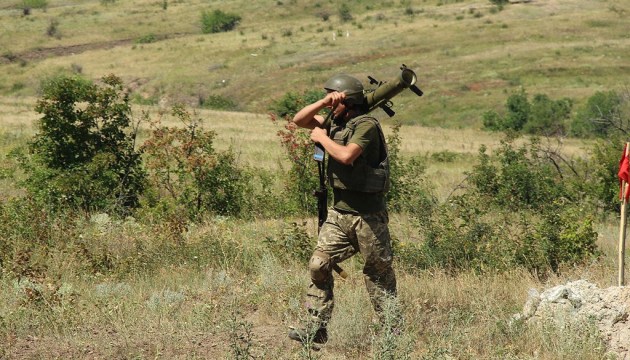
[619,144,630,201]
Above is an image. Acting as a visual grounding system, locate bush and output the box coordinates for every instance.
[269,89,325,118]
[483,89,573,136]
[199,94,237,111]
[398,139,599,276]
[523,94,572,135]
[142,105,252,219]
[339,4,353,22]
[201,9,241,34]
[570,90,625,138]
[21,0,47,10]
[272,114,320,215]
[264,221,314,263]
[14,74,145,213]
[386,121,436,215]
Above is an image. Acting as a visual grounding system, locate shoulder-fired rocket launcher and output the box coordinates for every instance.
[361,64,423,117]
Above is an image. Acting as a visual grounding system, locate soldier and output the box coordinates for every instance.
[288,74,397,347]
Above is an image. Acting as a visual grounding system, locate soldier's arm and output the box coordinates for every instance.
[311,128,363,165]
[292,92,346,129]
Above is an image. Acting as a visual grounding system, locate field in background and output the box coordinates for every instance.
[0,0,629,127]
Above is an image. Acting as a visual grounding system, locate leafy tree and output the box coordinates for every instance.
[399,139,599,276]
[339,4,353,22]
[524,94,572,135]
[15,74,145,213]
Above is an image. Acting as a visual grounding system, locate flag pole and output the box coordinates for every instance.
[619,142,630,286]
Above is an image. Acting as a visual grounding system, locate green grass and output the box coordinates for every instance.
[0,0,628,128]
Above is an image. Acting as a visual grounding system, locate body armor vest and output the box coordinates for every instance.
[327,116,390,193]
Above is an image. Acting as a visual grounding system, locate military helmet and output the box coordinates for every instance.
[323,74,365,106]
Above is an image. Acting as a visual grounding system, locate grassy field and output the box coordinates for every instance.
[1,0,629,127]
[1,0,629,359]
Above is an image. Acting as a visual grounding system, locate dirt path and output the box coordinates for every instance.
[0,33,192,65]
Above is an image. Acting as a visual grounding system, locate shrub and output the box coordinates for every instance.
[142,105,252,219]
[272,114,320,215]
[21,0,47,10]
[199,94,237,111]
[269,89,325,118]
[399,139,599,276]
[524,94,572,135]
[136,33,158,44]
[570,90,625,138]
[264,221,314,263]
[14,74,145,213]
[339,4,353,22]
[201,9,241,34]
[386,121,436,215]
[483,89,573,136]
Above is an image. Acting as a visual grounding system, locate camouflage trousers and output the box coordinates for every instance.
[305,208,397,328]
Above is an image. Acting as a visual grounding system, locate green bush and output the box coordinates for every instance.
[14,74,145,213]
[269,89,325,118]
[142,105,252,219]
[201,9,241,34]
[136,33,158,44]
[272,114,320,215]
[269,90,327,215]
[469,140,567,211]
[386,121,436,215]
[199,94,237,111]
[264,221,314,263]
[398,139,599,276]
[483,89,572,136]
[22,0,47,9]
[339,4,353,22]
[523,94,572,135]
[570,90,625,138]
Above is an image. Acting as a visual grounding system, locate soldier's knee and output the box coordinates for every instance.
[309,250,332,284]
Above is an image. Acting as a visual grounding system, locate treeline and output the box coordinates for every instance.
[483,88,629,138]
[0,74,628,283]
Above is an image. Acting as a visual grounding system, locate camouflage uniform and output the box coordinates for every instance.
[304,115,396,330]
[306,207,396,328]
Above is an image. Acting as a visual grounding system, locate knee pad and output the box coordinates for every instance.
[309,250,332,284]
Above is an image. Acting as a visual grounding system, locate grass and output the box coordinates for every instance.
[0,212,620,359]
[0,105,619,357]
[0,0,628,358]
[0,0,628,127]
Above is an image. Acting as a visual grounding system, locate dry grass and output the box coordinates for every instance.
[0,213,618,359]
[0,0,627,358]
[1,0,628,127]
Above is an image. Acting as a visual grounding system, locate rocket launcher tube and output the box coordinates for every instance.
[363,65,423,117]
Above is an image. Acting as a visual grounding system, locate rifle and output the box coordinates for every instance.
[314,110,348,279]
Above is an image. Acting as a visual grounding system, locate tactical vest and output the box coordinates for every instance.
[327,116,390,193]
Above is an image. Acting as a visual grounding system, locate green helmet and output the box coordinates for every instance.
[323,74,365,106]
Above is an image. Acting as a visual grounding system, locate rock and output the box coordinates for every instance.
[514,280,630,359]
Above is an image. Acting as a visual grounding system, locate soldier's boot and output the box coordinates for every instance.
[288,326,328,349]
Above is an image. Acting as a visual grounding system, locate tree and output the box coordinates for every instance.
[17,74,145,212]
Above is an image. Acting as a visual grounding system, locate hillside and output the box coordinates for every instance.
[1,0,629,127]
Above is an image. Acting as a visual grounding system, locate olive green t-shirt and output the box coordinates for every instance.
[331,118,387,214]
